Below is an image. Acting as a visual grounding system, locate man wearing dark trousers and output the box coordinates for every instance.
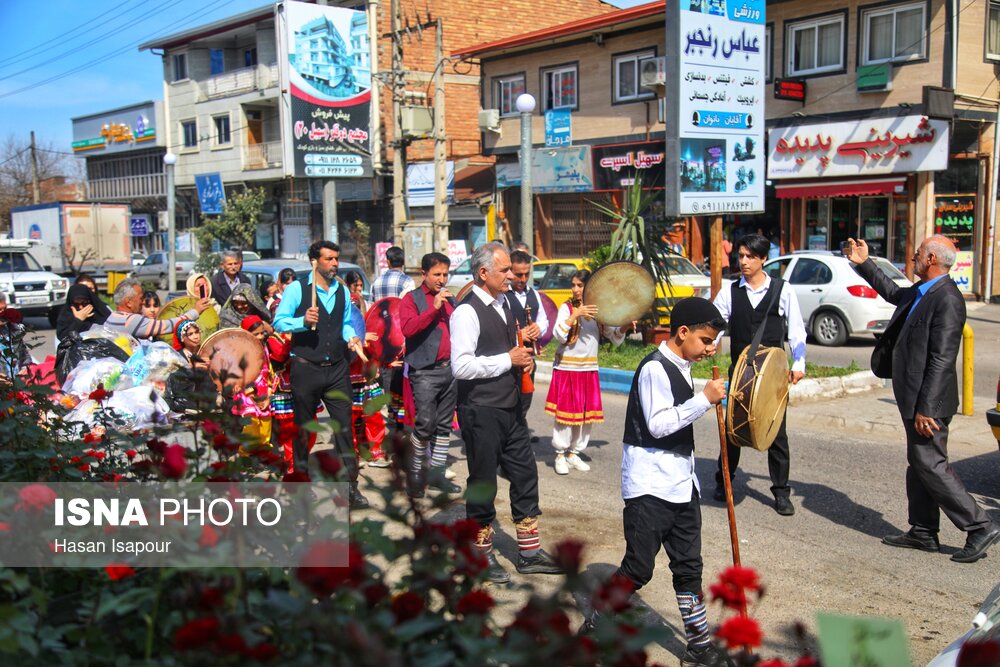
[846,235,999,563]
[711,234,807,516]
[504,250,548,440]
[274,241,369,509]
[399,252,461,497]
[450,241,564,584]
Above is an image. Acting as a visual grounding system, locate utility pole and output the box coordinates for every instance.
[29,131,40,204]
[390,0,408,245]
[433,18,448,253]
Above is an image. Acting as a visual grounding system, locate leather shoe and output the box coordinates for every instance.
[712,486,726,502]
[515,548,565,575]
[428,475,462,494]
[881,529,940,552]
[773,496,794,516]
[951,523,1000,563]
[406,466,427,499]
[485,552,511,584]
[349,485,370,510]
[681,641,732,667]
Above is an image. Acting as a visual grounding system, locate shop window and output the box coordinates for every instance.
[171,53,187,82]
[788,258,832,285]
[989,1,1000,60]
[541,64,578,111]
[786,13,844,76]
[859,197,889,258]
[493,74,526,116]
[614,50,656,103]
[804,199,830,250]
[862,2,926,65]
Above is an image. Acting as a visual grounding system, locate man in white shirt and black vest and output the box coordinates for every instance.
[274,240,369,509]
[711,233,807,516]
[450,241,564,583]
[504,250,548,438]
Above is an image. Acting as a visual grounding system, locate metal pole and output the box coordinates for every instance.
[30,131,40,204]
[165,157,176,292]
[433,18,448,252]
[519,110,533,255]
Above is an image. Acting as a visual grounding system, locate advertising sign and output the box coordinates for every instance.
[447,239,468,269]
[666,0,766,215]
[544,109,572,147]
[406,162,455,207]
[194,173,226,215]
[285,1,371,178]
[768,116,950,180]
[374,242,393,275]
[592,141,665,192]
[531,145,593,193]
[71,101,161,155]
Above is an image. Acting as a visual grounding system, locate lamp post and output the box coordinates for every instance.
[516,93,535,255]
[163,152,177,293]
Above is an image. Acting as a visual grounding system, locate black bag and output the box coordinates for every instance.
[55,332,130,385]
[163,367,218,413]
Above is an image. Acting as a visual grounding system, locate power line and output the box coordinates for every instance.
[0,147,31,168]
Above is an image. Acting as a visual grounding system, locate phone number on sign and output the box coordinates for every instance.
[686,200,761,213]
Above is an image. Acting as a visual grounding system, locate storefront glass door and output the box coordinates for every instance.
[828,198,854,252]
[859,196,889,258]
[804,199,829,250]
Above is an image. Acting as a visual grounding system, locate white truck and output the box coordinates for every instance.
[0,239,69,326]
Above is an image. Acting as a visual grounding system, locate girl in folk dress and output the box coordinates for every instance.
[344,271,389,467]
[544,269,629,475]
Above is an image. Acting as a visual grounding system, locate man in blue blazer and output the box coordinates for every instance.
[845,235,998,563]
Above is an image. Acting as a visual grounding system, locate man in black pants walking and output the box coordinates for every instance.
[274,240,368,509]
[505,250,547,440]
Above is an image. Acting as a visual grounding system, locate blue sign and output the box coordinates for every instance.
[195,173,226,215]
[544,109,572,147]
[129,215,150,237]
[28,224,42,240]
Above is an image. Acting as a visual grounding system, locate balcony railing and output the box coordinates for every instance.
[204,62,279,99]
[243,141,282,171]
[86,174,166,200]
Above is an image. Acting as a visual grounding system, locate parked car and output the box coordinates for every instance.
[0,239,68,327]
[762,251,911,347]
[241,250,262,263]
[240,258,371,304]
[129,251,197,290]
[926,581,1000,666]
[445,253,540,295]
[987,373,1000,450]
[130,251,146,267]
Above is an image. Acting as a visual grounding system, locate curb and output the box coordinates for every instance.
[535,361,883,403]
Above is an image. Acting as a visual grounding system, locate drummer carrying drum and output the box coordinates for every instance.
[711,233,806,516]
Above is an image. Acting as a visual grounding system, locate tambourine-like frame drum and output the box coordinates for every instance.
[156,297,220,344]
[365,297,405,365]
[197,328,265,394]
[583,261,656,326]
[726,346,790,452]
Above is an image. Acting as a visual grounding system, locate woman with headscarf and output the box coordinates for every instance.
[56,283,112,341]
[186,273,213,301]
[219,283,270,330]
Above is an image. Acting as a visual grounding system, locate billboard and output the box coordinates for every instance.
[71,101,162,156]
[665,0,766,216]
[284,1,371,178]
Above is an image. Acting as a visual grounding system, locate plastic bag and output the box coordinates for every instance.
[62,357,133,398]
[163,367,218,414]
[81,326,139,357]
[141,343,189,385]
[105,386,172,430]
[56,331,130,385]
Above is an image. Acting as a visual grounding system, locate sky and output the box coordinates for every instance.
[0,0,647,162]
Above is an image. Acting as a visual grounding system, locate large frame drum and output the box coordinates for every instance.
[726,346,790,451]
[197,328,265,394]
[583,261,656,326]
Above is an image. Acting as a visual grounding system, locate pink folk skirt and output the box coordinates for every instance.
[544,369,604,426]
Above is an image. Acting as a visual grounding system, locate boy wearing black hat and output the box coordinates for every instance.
[604,297,730,667]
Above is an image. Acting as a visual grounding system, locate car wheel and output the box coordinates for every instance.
[48,306,62,329]
[812,311,848,346]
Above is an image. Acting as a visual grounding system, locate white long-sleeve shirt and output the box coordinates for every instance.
[622,343,713,503]
[551,302,626,371]
[712,275,807,373]
[450,285,513,380]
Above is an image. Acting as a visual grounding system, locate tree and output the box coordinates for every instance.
[0,133,76,231]
[193,187,267,273]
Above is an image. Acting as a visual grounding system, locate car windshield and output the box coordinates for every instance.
[0,251,43,272]
[873,258,906,280]
[659,255,702,276]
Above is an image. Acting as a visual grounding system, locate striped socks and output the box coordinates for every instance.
[410,434,427,473]
[430,434,449,469]
[514,516,540,557]
[475,524,494,554]
[676,591,710,648]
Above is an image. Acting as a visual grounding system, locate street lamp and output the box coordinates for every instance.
[516,93,535,255]
[163,152,177,293]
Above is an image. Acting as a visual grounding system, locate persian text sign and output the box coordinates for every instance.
[670,0,766,215]
[767,115,950,179]
[285,0,371,178]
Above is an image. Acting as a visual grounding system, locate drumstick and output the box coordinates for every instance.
[310,260,318,331]
[713,366,751,627]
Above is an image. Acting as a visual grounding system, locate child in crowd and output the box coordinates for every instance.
[234,315,278,446]
[344,270,389,467]
[141,291,161,319]
[172,320,203,367]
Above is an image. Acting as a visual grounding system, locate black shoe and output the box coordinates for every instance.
[515,549,565,575]
[951,523,1000,563]
[774,496,795,516]
[530,435,540,443]
[406,466,427,499]
[428,475,462,494]
[712,486,726,502]
[680,642,732,667]
[349,485,370,510]
[485,552,511,584]
[881,528,940,552]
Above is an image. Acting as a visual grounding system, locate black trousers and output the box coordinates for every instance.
[616,491,703,595]
[290,357,357,481]
[409,365,457,444]
[457,401,540,526]
[903,417,991,534]
[379,366,405,431]
[715,407,790,498]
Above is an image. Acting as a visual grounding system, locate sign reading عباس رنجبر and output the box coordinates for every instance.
[284,0,372,179]
[665,0,766,216]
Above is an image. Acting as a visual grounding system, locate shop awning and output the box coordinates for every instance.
[774,177,906,199]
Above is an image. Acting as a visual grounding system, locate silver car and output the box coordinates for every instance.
[130,251,197,290]
[763,251,911,346]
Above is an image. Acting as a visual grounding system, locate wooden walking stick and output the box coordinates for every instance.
[309,259,318,331]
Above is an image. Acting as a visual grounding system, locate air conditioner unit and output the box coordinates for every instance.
[401,106,434,139]
[478,109,501,133]
[640,57,666,90]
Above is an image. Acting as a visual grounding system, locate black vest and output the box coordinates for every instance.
[456,294,519,409]
[622,350,695,455]
[404,287,445,370]
[289,276,347,364]
[729,278,786,372]
[505,289,540,329]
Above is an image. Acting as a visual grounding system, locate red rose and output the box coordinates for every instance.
[0,522,10,532]
[174,616,220,651]
[710,582,748,610]
[83,433,102,444]
[199,525,220,548]
[456,589,495,616]
[758,661,789,667]
[88,384,110,402]
[244,642,279,661]
[201,419,222,436]
[554,538,584,574]
[105,564,136,581]
[316,451,342,478]
[160,444,187,479]
[296,542,365,596]
[391,591,425,623]
[719,565,761,592]
[84,448,107,461]
[16,484,57,512]
[282,470,311,483]
[125,449,137,460]
[198,587,224,610]
[216,633,247,654]
[592,574,635,614]
[794,657,819,667]
[716,615,763,649]
[363,582,389,607]
[146,438,168,456]
[452,519,481,547]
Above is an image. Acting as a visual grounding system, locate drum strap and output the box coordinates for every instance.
[747,282,782,372]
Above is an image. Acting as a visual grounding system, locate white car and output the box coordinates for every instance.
[130,251,197,290]
[763,251,911,346]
